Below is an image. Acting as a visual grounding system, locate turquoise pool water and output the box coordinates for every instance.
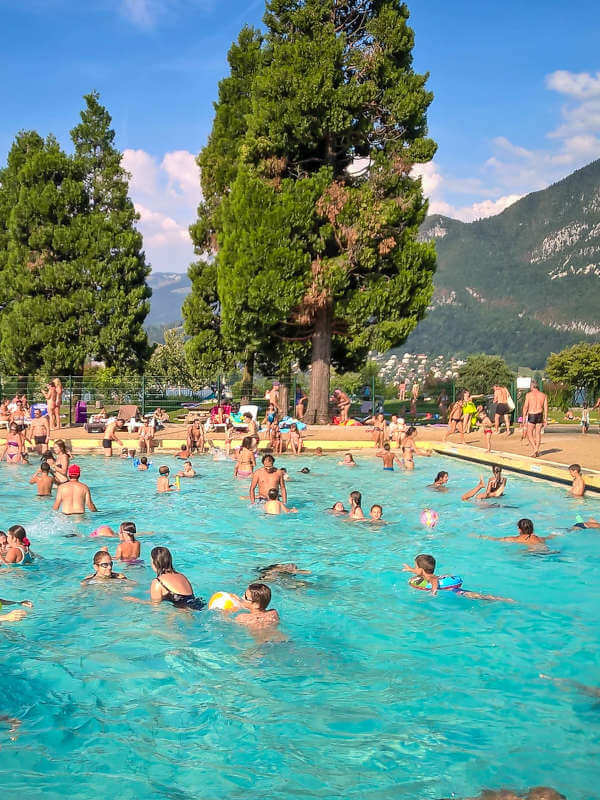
[0,453,598,799]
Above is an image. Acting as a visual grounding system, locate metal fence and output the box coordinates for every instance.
[0,374,588,427]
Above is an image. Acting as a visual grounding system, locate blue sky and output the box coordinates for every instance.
[1,0,599,273]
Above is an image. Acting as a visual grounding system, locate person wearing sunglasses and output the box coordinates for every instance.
[81,551,128,584]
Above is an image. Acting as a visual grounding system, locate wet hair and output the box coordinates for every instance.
[300,467,310,474]
[159,465,170,475]
[435,471,448,483]
[492,465,502,475]
[569,463,581,473]
[350,490,362,507]
[93,550,111,566]
[262,454,275,465]
[344,453,355,461]
[246,582,271,610]
[370,504,383,514]
[518,518,534,537]
[406,426,416,436]
[140,456,148,465]
[39,462,51,473]
[179,443,187,450]
[0,530,6,542]
[120,521,137,541]
[415,554,436,573]
[8,525,27,544]
[267,488,278,500]
[55,439,66,453]
[332,501,345,512]
[151,546,174,575]
[383,443,390,451]
[241,437,253,450]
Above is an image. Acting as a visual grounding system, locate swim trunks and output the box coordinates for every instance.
[34,435,46,445]
[495,403,509,415]
[383,467,394,471]
[527,413,544,425]
[102,438,112,449]
[573,522,586,529]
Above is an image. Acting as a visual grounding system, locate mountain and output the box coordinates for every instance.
[144,161,600,366]
[146,271,191,327]
[404,159,600,366]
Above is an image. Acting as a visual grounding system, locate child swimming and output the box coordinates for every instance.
[403,554,512,601]
[264,487,297,515]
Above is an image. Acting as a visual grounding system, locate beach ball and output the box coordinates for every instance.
[420,509,439,529]
[208,591,240,611]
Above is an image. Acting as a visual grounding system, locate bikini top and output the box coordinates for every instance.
[156,574,194,604]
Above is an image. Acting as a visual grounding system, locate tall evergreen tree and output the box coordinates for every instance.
[188,0,437,422]
[0,132,93,373]
[71,91,151,370]
[183,27,264,383]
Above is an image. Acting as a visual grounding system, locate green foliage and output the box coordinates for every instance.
[456,354,515,395]
[546,343,600,398]
[0,93,151,375]
[188,0,438,421]
[71,92,151,369]
[148,328,205,391]
[409,160,600,368]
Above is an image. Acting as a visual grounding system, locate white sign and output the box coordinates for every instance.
[517,377,532,389]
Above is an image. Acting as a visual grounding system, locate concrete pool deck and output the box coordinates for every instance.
[4,422,599,494]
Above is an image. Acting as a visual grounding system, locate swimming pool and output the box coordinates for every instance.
[0,454,598,799]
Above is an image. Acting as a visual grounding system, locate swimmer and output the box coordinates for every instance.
[157,465,178,493]
[462,466,506,502]
[113,522,141,560]
[338,453,356,466]
[232,583,279,628]
[256,563,311,581]
[176,461,196,478]
[147,546,204,609]
[299,467,310,474]
[348,490,365,520]
[29,461,58,497]
[54,439,70,476]
[175,443,189,459]
[53,464,97,514]
[90,524,117,537]
[376,442,402,471]
[128,449,136,459]
[478,517,551,547]
[314,447,324,456]
[234,436,256,479]
[1,525,34,565]
[264,487,297,514]
[428,471,449,491]
[250,454,287,504]
[0,531,7,557]
[369,504,384,521]
[330,501,347,513]
[81,551,128,584]
[0,595,33,623]
[401,426,431,469]
[402,554,513,601]
[572,517,600,529]
[568,464,585,497]
[120,448,129,459]
[137,456,149,471]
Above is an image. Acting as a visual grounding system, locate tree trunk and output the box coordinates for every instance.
[305,304,332,425]
[241,350,254,403]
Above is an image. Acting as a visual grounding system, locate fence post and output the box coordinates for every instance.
[217,375,222,405]
[142,375,146,417]
[371,375,376,417]
[292,375,296,418]
[68,376,73,426]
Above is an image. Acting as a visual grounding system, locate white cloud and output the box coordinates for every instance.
[119,0,214,29]
[423,69,600,222]
[546,70,600,100]
[123,148,201,273]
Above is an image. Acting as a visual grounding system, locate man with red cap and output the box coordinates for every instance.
[53,463,98,514]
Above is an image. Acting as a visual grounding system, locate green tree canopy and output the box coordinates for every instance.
[456,354,515,395]
[546,343,600,398]
[71,91,151,370]
[186,0,437,422]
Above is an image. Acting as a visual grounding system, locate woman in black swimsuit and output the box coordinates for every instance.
[150,547,205,610]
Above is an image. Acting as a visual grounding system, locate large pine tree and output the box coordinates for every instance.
[188,0,438,421]
[71,91,151,370]
[0,132,93,373]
